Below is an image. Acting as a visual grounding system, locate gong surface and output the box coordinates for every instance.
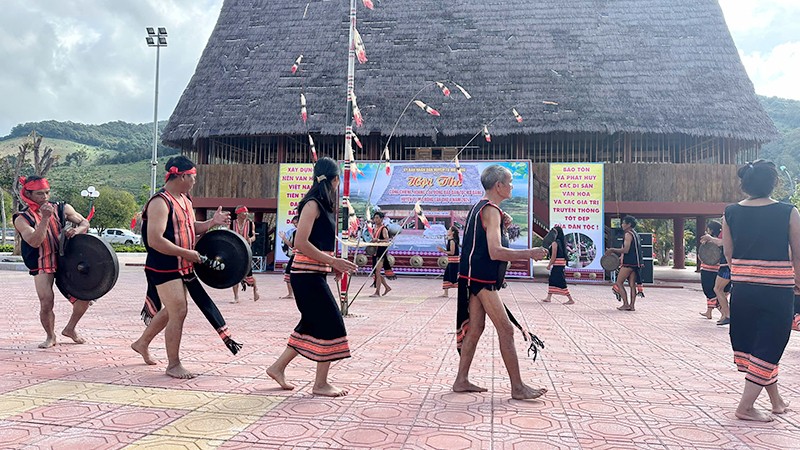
[386,254,395,267]
[354,254,368,266]
[541,228,558,250]
[195,229,252,289]
[56,234,119,301]
[437,256,449,269]
[409,255,424,267]
[600,253,621,272]
[698,242,722,265]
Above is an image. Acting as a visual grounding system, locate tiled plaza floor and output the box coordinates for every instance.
[1,265,800,449]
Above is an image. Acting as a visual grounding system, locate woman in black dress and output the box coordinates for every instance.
[267,157,357,397]
[438,226,460,297]
[722,159,800,421]
[543,226,574,304]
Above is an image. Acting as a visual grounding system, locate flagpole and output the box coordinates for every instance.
[340,0,358,316]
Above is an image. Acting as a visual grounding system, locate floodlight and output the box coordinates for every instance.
[146,27,155,35]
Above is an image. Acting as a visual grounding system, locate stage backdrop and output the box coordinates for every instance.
[274,163,314,267]
[549,163,605,280]
[341,160,532,277]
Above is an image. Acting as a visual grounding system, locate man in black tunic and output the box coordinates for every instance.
[454,165,549,400]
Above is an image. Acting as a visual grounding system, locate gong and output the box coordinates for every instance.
[194,229,252,289]
[698,242,722,265]
[600,253,621,272]
[541,228,558,250]
[409,255,424,267]
[437,256,449,269]
[354,254,368,266]
[386,254,395,267]
[56,234,119,301]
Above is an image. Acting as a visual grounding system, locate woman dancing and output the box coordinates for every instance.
[543,226,575,304]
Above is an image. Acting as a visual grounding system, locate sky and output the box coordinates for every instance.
[0,0,798,137]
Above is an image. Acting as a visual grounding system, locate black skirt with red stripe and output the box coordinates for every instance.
[547,265,570,296]
[288,272,351,362]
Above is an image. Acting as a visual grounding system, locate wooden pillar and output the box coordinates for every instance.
[695,216,706,272]
[277,136,286,164]
[673,217,685,269]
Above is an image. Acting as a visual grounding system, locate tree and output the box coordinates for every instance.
[68,186,138,234]
[64,148,89,167]
[8,132,59,254]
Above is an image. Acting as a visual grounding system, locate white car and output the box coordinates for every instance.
[99,228,141,245]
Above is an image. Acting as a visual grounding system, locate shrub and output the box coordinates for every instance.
[0,244,13,253]
[111,243,146,253]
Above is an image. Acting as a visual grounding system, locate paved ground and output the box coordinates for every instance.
[1,263,800,449]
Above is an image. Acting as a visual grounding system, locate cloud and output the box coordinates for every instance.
[739,42,800,100]
[0,0,224,136]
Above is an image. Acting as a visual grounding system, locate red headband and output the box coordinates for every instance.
[165,166,197,182]
[20,177,50,192]
[235,206,248,214]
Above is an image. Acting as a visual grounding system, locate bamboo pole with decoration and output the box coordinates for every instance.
[339,0,360,316]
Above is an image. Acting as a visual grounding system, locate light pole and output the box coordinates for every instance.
[146,27,168,196]
[80,186,100,222]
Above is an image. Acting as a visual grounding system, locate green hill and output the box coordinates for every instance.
[759,96,800,175]
[0,136,114,163]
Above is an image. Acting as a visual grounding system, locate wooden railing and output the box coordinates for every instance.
[194,164,280,199]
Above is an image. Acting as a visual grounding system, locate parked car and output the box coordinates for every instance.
[99,228,141,245]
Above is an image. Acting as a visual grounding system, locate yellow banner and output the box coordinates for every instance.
[275,163,314,264]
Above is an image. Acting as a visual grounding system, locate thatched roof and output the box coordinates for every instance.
[163,0,777,146]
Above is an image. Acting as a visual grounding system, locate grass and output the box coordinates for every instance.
[0,136,115,163]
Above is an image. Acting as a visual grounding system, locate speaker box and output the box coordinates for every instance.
[642,246,653,258]
[639,233,653,246]
[640,260,654,284]
[252,222,268,256]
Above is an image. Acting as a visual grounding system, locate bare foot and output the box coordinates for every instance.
[452,380,488,393]
[231,297,240,304]
[131,341,158,365]
[700,311,712,319]
[542,297,552,303]
[617,305,631,311]
[165,364,197,379]
[312,383,348,397]
[266,367,295,390]
[628,306,636,311]
[772,399,790,414]
[61,329,86,344]
[511,384,548,400]
[38,336,57,349]
[439,293,449,297]
[253,290,260,302]
[279,294,293,299]
[563,300,575,305]
[370,292,381,297]
[735,407,773,422]
[382,287,392,296]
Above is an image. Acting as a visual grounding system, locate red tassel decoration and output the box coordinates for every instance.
[483,125,492,142]
[290,55,303,74]
[414,201,430,229]
[300,94,307,123]
[308,134,318,162]
[351,131,363,149]
[354,29,368,64]
[383,147,391,175]
[455,156,463,183]
[352,93,363,127]
[512,108,523,123]
[362,0,374,9]
[454,83,472,99]
[414,100,440,116]
[435,82,451,97]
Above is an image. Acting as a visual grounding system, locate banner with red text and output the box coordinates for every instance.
[342,160,532,277]
[274,163,314,266]
[549,163,605,278]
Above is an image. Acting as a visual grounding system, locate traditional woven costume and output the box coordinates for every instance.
[613,228,645,299]
[371,224,396,279]
[547,240,570,297]
[700,260,720,310]
[288,198,351,362]
[140,183,241,355]
[457,200,533,352]
[442,237,460,290]
[232,209,255,288]
[14,178,80,303]
[726,202,795,386]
